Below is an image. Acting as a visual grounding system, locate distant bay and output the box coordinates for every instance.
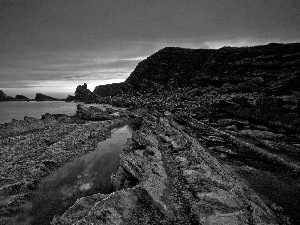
[0,101,123,124]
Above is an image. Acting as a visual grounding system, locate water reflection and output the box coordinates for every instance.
[16,125,132,225]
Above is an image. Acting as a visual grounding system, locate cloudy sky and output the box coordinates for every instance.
[1,0,300,98]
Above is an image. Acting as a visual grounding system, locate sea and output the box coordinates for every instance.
[0,101,124,124]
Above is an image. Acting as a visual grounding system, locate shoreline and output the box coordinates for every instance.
[0,106,134,224]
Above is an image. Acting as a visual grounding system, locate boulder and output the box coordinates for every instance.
[75,104,113,120]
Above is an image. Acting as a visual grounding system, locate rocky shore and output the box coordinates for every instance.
[0,107,130,224]
[52,111,292,224]
[1,43,300,224]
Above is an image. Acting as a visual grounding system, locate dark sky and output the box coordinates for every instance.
[1,0,300,97]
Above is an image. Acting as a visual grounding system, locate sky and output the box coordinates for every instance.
[1,0,300,98]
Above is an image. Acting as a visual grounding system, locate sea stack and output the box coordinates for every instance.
[74,83,97,102]
[35,93,58,101]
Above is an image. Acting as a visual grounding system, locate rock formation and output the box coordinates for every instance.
[2,43,300,224]
[35,93,59,101]
[0,114,127,225]
[52,113,284,224]
[65,95,75,102]
[75,104,115,120]
[0,90,14,101]
[74,83,96,102]
[93,43,300,97]
[14,94,29,101]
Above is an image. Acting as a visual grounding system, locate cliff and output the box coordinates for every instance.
[93,43,300,96]
[74,83,96,102]
[0,90,14,101]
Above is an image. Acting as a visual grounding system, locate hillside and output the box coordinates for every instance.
[93,43,300,96]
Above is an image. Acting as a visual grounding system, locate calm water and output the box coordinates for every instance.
[0,101,124,124]
[13,125,132,225]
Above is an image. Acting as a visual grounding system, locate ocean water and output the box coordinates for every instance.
[0,101,124,124]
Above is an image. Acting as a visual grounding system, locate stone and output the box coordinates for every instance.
[239,129,284,140]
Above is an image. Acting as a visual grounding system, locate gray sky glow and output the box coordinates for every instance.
[1,0,300,98]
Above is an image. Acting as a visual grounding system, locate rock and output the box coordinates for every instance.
[75,104,113,120]
[255,96,283,108]
[239,129,284,140]
[217,118,235,126]
[105,107,117,114]
[0,90,14,101]
[52,115,281,225]
[213,146,236,155]
[225,125,238,131]
[14,95,29,101]
[0,114,61,137]
[35,93,59,101]
[74,83,96,102]
[65,95,75,102]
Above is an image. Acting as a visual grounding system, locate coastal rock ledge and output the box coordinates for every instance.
[52,112,281,225]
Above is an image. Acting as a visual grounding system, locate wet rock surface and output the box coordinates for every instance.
[53,113,286,225]
[0,111,128,224]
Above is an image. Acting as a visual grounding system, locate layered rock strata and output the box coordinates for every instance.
[52,113,283,225]
[0,113,127,224]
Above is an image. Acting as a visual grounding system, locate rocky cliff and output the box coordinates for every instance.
[74,83,96,102]
[93,43,300,97]
[93,43,300,133]
[0,90,14,101]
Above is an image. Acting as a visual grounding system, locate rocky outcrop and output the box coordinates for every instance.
[0,90,14,101]
[76,104,115,120]
[74,83,96,102]
[93,83,131,97]
[35,93,60,101]
[52,113,283,224]
[0,116,128,224]
[93,43,300,97]
[65,95,75,102]
[14,94,29,101]
[0,114,68,137]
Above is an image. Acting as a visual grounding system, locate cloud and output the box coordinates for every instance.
[121,56,148,61]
